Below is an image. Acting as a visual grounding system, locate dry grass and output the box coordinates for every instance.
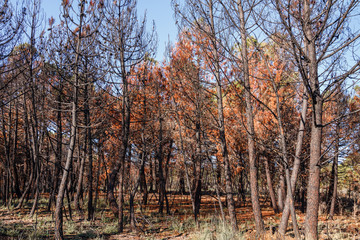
[0,195,359,239]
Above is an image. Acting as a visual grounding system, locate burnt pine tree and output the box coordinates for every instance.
[173,0,239,231]
[261,0,360,239]
[100,0,156,232]
[53,0,101,238]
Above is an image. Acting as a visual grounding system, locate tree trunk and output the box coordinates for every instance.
[263,156,279,213]
[208,0,238,231]
[278,94,308,235]
[118,157,125,232]
[277,166,286,212]
[54,87,78,239]
[11,103,21,199]
[118,41,131,233]
[328,129,339,219]
[193,141,202,224]
[107,163,120,216]
[304,1,323,236]
[238,0,264,234]
[74,137,86,213]
[16,94,34,209]
[179,174,185,194]
[170,84,198,226]
[193,82,203,225]
[129,190,136,230]
[28,0,42,216]
[164,140,173,215]
[305,99,322,240]
[157,116,165,214]
[272,80,300,239]
[94,142,103,212]
[86,86,94,221]
[328,87,341,219]
[48,86,63,212]
[139,154,148,205]
[54,1,84,238]
[140,80,148,206]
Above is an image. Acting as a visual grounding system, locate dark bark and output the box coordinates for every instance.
[328,87,341,219]
[169,82,198,225]
[272,78,300,239]
[328,133,339,219]
[278,94,308,236]
[129,190,136,230]
[208,0,238,231]
[54,1,85,238]
[178,174,185,194]
[157,115,165,214]
[48,84,63,212]
[304,2,323,237]
[305,98,322,240]
[16,96,34,209]
[194,67,203,224]
[106,162,120,216]
[139,154,148,205]
[86,83,94,221]
[139,77,148,206]
[263,156,279,213]
[150,157,156,193]
[193,122,202,224]
[74,141,86,213]
[165,140,173,215]
[118,41,131,233]
[93,142,103,212]
[118,158,125,232]
[238,0,264,234]
[27,0,43,217]
[11,103,21,199]
[277,166,286,212]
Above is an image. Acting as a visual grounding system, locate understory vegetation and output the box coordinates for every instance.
[1,0,360,239]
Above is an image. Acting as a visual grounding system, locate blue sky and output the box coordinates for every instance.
[17,0,178,61]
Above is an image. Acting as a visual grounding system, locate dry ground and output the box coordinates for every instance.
[0,194,359,239]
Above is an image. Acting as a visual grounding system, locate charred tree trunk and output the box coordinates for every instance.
[16,95,34,209]
[278,93,308,236]
[93,141,103,212]
[157,116,165,214]
[328,128,339,219]
[54,1,84,238]
[193,122,202,225]
[139,154,148,205]
[328,87,341,219]
[277,165,286,212]
[74,134,86,213]
[164,140,173,215]
[85,81,94,221]
[272,79,300,239]
[28,1,42,216]
[209,0,238,231]
[118,44,131,233]
[304,2,323,237]
[48,84,63,212]
[140,76,148,206]
[107,162,120,216]
[238,0,264,234]
[263,156,279,213]
[11,102,21,199]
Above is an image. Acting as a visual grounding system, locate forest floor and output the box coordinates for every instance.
[0,194,359,239]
